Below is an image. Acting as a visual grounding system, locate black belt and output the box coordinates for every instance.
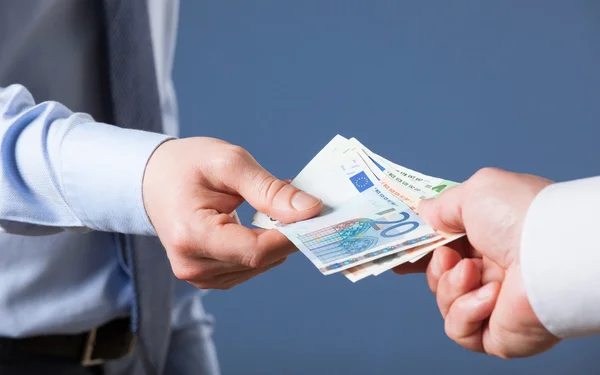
[0,317,136,367]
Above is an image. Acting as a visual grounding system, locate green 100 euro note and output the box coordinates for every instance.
[252,135,464,281]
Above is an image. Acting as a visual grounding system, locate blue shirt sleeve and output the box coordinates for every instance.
[0,84,173,235]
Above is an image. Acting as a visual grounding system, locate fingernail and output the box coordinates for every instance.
[476,284,494,300]
[449,261,464,284]
[291,191,321,211]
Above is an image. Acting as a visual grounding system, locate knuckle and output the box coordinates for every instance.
[210,145,251,175]
[471,167,503,186]
[173,266,198,282]
[240,252,254,268]
[166,221,192,254]
[224,145,251,166]
[444,319,458,342]
[258,177,286,207]
[173,263,210,282]
[443,317,468,347]
[227,144,250,158]
[489,338,513,359]
[436,269,451,294]
[241,249,269,269]
[484,327,514,359]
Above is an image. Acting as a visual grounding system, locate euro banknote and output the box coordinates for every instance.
[338,139,465,281]
[251,135,465,281]
[275,187,440,274]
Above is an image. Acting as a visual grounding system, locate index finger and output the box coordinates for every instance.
[193,209,297,268]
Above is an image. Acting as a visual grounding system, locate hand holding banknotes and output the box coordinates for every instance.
[142,137,323,290]
[394,167,560,358]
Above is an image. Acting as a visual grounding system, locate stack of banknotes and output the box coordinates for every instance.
[252,135,465,282]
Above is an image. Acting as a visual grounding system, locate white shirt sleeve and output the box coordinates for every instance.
[521,176,600,338]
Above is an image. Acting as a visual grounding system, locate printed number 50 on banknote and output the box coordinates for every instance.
[276,189,439,275]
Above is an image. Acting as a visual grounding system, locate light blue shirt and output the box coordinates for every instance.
[0,0,211,337]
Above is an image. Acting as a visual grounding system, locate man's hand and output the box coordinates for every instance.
[393,168,560,358]
[142,137,322,290]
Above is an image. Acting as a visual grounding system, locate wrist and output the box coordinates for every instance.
[141,138,179,234]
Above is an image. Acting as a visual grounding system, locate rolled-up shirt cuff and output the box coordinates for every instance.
[60,123,174,235]
[521,176,600,339]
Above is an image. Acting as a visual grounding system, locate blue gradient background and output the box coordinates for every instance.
[174,2,600,374]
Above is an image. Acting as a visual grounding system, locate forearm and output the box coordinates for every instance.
[0,84,172,235]
[521,176,600,338]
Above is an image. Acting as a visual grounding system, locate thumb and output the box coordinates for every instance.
[236,163,323,224]
[418,185,465,233]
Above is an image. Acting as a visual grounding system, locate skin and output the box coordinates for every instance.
[143,144,559,357]
[142,137,323,290]
[393,167,561,358]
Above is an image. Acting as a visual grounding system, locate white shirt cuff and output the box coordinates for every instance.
[60,123,174,235]
[521,176,600,339]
